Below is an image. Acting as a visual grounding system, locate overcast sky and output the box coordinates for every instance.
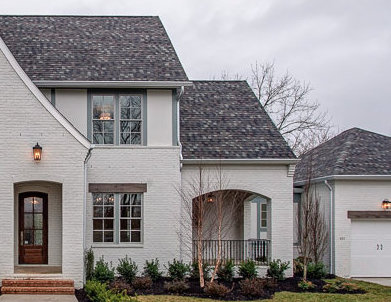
[1,0,390,136]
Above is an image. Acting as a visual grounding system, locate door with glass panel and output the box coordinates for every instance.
[19,192,48,264]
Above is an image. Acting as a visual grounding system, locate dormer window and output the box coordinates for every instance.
[90,91,144,145]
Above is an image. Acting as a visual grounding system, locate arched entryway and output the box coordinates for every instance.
[14,181,62,274]
[191,189,271,266]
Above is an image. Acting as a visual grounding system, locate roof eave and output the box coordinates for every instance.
[34,80,193,89]
[294,174,391,186]
[182,158,299,165]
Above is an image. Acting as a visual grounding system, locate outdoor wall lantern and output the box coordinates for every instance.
[382,199,391,210]
[33,143,42,161]
[207,194,216,203]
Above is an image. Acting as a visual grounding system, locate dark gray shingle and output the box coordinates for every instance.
[180,81,295,159]
[0,15,188,82]
[294,128,391,182]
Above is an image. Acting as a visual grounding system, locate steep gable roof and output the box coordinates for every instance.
[0,15,188,82]
[180,81,296,159]
[294,128,391,182]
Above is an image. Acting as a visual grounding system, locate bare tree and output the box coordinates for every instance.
[297,161,329,280]
[250,61,335,156]
[179,164,246,287]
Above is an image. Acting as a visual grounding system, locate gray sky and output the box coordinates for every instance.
[2,0,391,136]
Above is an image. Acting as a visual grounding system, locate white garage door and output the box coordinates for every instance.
[351,220,391,277]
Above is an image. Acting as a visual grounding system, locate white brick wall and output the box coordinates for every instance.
[86,147,182,271]
[0,49,88,287]
[181,164,294,276]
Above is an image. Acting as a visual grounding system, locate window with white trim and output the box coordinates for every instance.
[92,193,143,243]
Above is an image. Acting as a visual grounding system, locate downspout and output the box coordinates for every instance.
[83,147,93,283]
[324,180,334,275]
[177,86,184,261]
[177,86,184,169]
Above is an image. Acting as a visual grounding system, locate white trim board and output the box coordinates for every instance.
[182,158,299,165]
[0,37,91,149]
[34,80,193,89]
[294,174,391,186]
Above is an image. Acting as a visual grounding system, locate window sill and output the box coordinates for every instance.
[91,243,144,248]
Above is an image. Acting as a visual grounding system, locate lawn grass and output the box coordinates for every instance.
[138,278,391,302]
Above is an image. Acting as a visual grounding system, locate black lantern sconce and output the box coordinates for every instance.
[33,143,42,161]
[382,199,391,210]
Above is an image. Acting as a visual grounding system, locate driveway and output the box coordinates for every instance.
[0,295,77,302]
[354,278,391,287]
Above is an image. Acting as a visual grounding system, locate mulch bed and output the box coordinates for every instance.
[75,276,365,302]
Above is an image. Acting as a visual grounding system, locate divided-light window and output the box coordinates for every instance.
[91,93,143,145]
[92,193,143,243]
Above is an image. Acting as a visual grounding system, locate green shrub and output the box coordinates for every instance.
[238,259,257,279]
[293,257,304,277]
[132,276,153,290]
[307,262,327,279]
[217,260,234,282]
[267,259,290,281]
[239,278,265,297]
[164,280,190,293]
[94,257,115,283]
[298,280,316,291]
[84,247,95,281]
[165,259,190,280]
[85,280,135,302]
[143,258,162,282]
[323,280,361,293]
[204,282,230,298]
[190,262,210,280]
[117,256,138,284]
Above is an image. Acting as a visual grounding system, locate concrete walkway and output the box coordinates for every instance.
[354,278,391,287]
[0,295,78,302]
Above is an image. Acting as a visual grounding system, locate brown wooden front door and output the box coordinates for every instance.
[19,192,48,264]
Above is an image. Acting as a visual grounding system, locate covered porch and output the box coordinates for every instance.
[192,190,271,266]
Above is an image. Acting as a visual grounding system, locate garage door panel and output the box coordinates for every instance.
[351,220,391,277]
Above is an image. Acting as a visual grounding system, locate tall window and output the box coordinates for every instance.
[120,193,142,242]
[260,203,267,229]
[120,96,142,145]
[92,193,115,242]
[92,96,114,144]
[92,193,143,244]
[91,93,143,145]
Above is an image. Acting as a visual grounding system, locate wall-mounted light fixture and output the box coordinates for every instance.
[382,199,391,210]
[33,143,42,161]
[207,194,216,203]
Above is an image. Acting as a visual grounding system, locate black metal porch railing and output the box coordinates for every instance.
[192,239,270,266]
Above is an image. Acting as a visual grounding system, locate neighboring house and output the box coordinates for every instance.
[0,16,298,290]
[294,128,391,278]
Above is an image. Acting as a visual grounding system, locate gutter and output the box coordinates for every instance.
[83,147,93,283]
[182,158,299,165]
[294,174,391,186]
[177,86,185,170]
[34,80,193,89]
[324,180,334,275]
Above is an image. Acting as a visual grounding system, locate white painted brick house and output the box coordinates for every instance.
[0,15,297,289]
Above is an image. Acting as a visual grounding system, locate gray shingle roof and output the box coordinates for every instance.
[294,128,391,182]
[0,15,188,82]
[180,81,295,159]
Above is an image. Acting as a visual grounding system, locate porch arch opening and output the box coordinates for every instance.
[191,189,271,266]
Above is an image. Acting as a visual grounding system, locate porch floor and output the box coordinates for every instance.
[14,266,62,274]
[0,295,77,302]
